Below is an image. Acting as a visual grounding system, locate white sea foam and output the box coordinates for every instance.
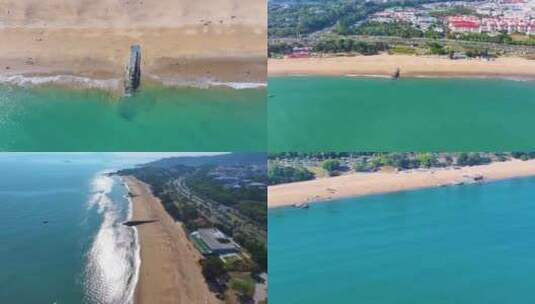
[209,81,267,89]
[85,174,140,304]
[87,174,114,213]
[0,74,120,90]
[345,74,391,79]
[149,74,266,90]
[123,180,141,304]
[404,74,535,82]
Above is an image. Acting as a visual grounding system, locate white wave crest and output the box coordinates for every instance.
[150,75,266,90]
[88,174,114,213]
[209,81,267,89]
[85,174,139,304]
[125,195,141,303]
[0,74,120,90]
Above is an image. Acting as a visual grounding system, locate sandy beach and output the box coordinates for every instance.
[124,176,220,304]
[268,54,535,79]
[268,159,535,208]
[0,0,266,89]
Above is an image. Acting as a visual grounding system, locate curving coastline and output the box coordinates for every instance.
[123,176,219,304]
[85,173,140,304]
[268,159,535,208]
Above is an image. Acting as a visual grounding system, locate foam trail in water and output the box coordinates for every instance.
[209,81,267,89]
[123,179,141,303]
[150,75,266,89]
[84,173,140,304]
[0,75,120,90]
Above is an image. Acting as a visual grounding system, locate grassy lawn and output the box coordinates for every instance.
[389,45,417,55]
[229,273,256,298]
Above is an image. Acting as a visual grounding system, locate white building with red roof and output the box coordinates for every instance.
[448,16,481,33]
[449,15,535,35]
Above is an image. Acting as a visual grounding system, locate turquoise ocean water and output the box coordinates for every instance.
[269,178,535,303]
[269,77,535,151]
[0,85,266,151]
[0,154,154,303]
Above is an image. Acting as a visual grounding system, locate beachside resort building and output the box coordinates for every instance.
[190,228,240,256]
[448,16,482,32]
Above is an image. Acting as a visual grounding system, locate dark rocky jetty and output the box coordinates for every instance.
[122,220,158,227]
[392,67,401,80]
[124,45,141,96]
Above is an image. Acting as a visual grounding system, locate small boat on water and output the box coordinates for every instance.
[293,203,310,209]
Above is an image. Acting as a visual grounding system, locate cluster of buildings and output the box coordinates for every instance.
[208,164,267,190]
[369,0,535,35]
[474,0,535,18]
[371,7,440,31]
[447,15,535,34]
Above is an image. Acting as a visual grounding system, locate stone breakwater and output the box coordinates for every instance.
[124,45,141,96]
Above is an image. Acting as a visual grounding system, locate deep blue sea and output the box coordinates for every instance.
[0,154,169,303]
[269,178,535,303]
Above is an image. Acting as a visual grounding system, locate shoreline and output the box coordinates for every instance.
[123,176,219,304]
[0,23,266,92]
[0,73,267,92]
[271,73,535,83]
[268,159,535,208]
[268,55,535,80]
[123,179,141,304]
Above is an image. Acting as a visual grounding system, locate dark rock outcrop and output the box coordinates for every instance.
[124,45,141,96]
[122,220,157,227]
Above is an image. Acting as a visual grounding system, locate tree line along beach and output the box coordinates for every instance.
[0,153,268,304]
[122,176,219,304]
[268,152,535,303]
[268,170,535,304]
[268,152,535,207]
[5,0,535,303]
[267,0,535,151]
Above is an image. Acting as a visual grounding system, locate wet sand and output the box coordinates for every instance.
[124,176,220,304]
[268,55,535,79]
[268,159,535,207]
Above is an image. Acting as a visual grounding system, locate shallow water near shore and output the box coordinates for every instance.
[0,154,140,303]
[269,177,535,303]
[0,84,266,151]
[268,77,535,151]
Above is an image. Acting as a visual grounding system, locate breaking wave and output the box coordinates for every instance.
[209,81,267,89]
[150,75,266,90]
[0,75,120,90]
[84,173,140,304]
